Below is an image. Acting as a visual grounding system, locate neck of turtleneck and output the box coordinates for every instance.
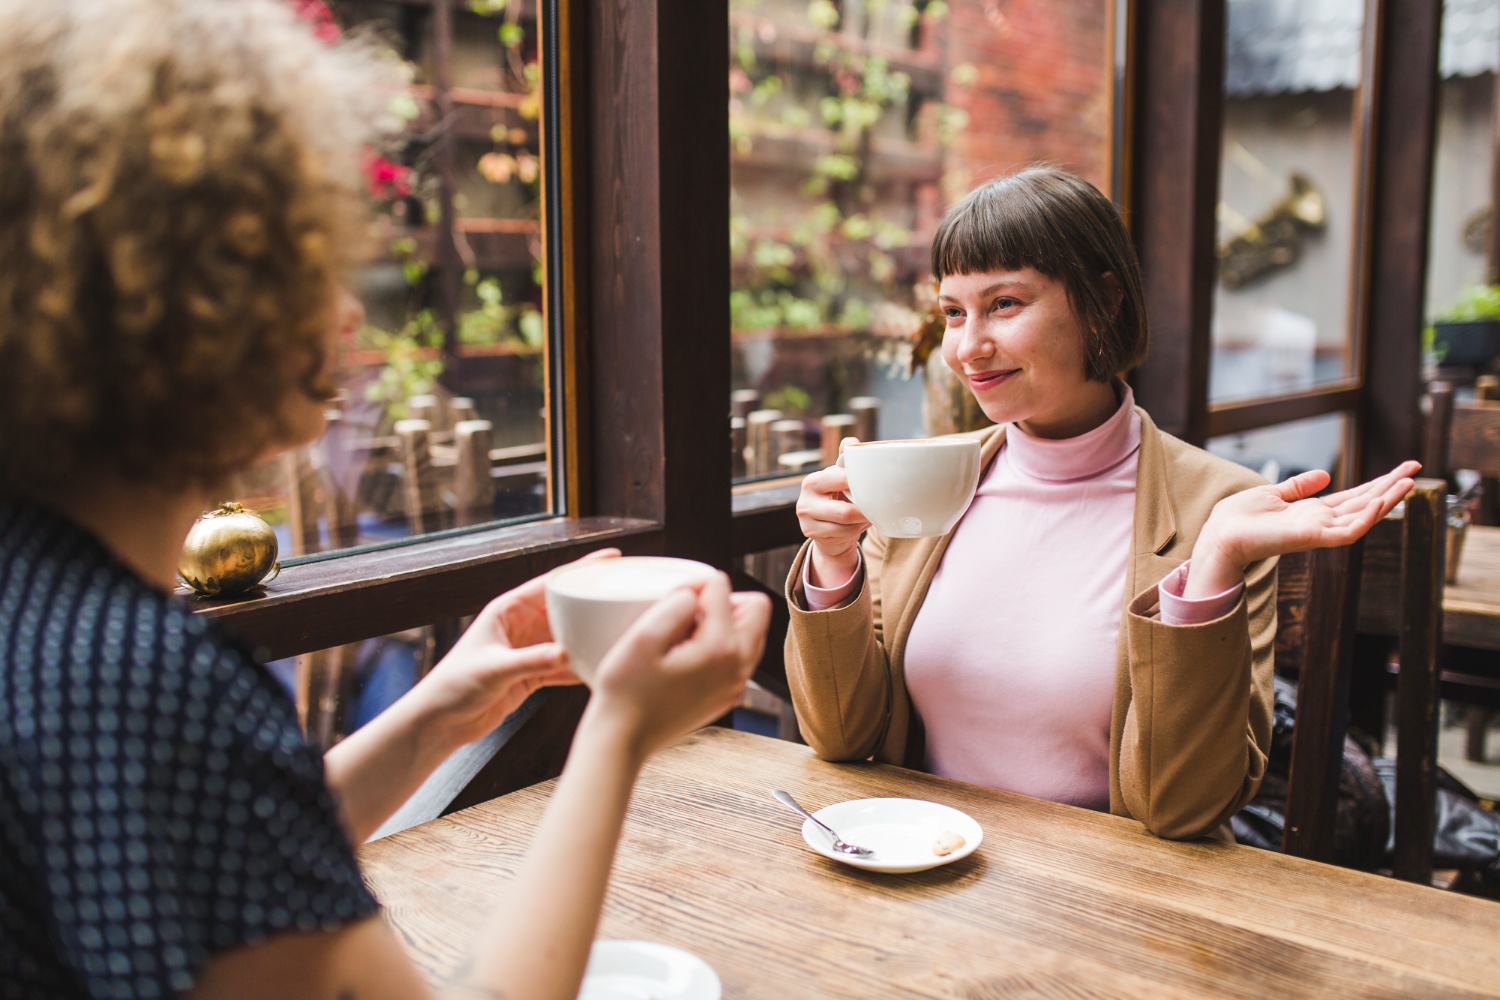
[1003,381,1141,484]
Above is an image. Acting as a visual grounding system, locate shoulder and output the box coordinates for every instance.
[1134,410,1266,545]
[1150,419,1266,497]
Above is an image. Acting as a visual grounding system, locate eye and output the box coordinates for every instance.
[943,306,963,320]
[993,296,1020,311]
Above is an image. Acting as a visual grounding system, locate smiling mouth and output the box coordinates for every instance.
[967,368,1020,390]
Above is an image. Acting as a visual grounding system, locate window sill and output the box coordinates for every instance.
[732,476,803,556]
[183,516,660,659]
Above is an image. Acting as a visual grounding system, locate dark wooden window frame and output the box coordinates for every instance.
[1129,0,1443,489]
[191,0,734,660]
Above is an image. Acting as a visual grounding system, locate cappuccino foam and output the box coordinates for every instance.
[549,559,712,601]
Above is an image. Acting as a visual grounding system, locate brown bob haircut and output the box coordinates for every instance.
[930,166,1148,382]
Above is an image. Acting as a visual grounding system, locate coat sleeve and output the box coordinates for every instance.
[782,532,893,761]
[1118,553,1277,840]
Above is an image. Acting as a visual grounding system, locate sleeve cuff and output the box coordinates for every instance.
[802,550,863,611]
[1157,560,1244,626]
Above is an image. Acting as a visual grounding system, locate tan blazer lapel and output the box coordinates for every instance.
[1109,407,1186,815]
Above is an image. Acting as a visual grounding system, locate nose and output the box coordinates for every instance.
[953,316,995,368]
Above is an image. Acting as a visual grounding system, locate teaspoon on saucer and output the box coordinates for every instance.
[772,790,874,856]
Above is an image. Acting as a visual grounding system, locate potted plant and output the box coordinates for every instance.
[1431,284,1500,367]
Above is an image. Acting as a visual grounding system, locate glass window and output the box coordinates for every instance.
[1212,0,1365,404]
[1207,411,1349,484]
[728,0,1114,482]
[226,0,554,561]
[1424,0,1497,369]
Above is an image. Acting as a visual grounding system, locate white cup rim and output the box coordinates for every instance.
[546,555,716,602]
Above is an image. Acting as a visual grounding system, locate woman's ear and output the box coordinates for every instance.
[1102,271,1124,319]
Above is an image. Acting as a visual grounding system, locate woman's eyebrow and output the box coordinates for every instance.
[939,280,1032,303]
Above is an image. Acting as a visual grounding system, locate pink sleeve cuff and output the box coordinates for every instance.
[1157,560,1243,626]
[802,550,863,611]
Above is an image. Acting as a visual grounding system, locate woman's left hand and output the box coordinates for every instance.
[1184,461,1421,599]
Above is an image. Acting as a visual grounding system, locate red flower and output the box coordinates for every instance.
[363,153,413,200]
[289,0,341,44]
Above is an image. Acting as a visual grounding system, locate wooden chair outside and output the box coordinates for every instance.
[1280,479,1447,884]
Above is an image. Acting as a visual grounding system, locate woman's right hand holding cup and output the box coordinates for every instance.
[584,573,771,763]
[797,436,870,588]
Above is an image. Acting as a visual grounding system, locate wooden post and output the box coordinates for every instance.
[431,0,461,357]
[453,419,496,527]
[1474,376,1499,525]
[821,414,856,466]
[1125,0,1224,446]
[731,416,747,479]
[282,447,322,556]
[396,419,444,535]
[745,409,782,475]
[769,419,806,470]
[296,645,355,752]
[731,389,761,420]
[319,410,360,550]
[849,396,880,443]
[1423,382,1454,492]
[1283,542,1365,863]
[449,396,478,427]
[1361,0,1443,481]
[1394,478,1445,884]
[408,394,441,430]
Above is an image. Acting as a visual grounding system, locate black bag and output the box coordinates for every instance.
[1231,677,1500,896]
[1230,677,1389,871]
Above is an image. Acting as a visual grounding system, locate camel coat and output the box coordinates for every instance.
[783,407,1277,840]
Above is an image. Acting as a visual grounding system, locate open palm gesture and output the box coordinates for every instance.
[1186,461,1421,599]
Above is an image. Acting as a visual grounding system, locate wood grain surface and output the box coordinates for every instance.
[360,728,1500,999]
[1445,525,1500,651]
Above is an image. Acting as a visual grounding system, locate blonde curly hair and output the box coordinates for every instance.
[0,0,401,494]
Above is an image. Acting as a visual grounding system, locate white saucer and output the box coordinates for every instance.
[577,940,722,1000]
[799,797,984,873]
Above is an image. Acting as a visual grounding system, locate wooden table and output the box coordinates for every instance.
[361,728,1500,998]
[1447,524,1500,651]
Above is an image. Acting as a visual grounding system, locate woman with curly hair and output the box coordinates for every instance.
[0,2,772,998]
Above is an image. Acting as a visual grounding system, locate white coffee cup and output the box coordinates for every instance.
[839,438,982,538]
[545,556,718,684]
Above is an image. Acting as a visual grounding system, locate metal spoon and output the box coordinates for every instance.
[772,790,874,857]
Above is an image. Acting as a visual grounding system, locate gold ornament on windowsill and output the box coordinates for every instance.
[178,502,280,598]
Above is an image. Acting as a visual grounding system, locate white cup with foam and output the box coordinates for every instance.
[545,556,718,684]
[839,438,982,539]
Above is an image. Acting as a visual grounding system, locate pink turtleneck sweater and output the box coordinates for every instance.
[804,385,1241,809]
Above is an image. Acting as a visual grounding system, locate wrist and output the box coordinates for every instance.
[387,681,471,766]
[1184,529,1248,600]
[572,698,652,773]
[809,542,859,588]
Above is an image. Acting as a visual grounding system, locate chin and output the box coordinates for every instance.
[970,391,1033,428]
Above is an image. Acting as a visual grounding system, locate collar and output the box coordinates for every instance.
[1002,381,1142,483]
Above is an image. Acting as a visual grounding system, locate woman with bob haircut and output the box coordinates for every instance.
[0,2,770,998]
[787,167,1418,841]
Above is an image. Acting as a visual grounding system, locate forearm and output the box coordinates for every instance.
[324,692,463,844]
[446,705,643,1000]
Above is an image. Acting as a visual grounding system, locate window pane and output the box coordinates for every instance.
[1211,0,1365,403]
[1207,411,1348,484]
[228,1,552,561]
[729,0,1113,481]
[1424,0,1496,372]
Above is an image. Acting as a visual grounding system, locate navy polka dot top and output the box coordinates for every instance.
[0,501,377,999]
